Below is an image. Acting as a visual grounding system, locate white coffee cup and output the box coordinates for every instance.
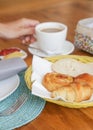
[35,22,68,55]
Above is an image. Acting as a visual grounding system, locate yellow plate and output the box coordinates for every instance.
[25,55,93,108]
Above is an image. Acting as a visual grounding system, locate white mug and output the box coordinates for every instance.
[35,22,68,55]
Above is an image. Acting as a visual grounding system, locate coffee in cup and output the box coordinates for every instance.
[35,22,68,55]
[41,28,63,33]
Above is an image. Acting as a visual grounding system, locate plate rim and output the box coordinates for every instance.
[0,74,20,102]
[0,48,27,60]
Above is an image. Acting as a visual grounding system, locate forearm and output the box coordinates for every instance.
[0,18,39,43]
[0,22,15,39]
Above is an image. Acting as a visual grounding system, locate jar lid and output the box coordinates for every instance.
[76,18,93,38]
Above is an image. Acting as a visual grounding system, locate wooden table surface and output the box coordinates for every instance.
[0,0,93,130]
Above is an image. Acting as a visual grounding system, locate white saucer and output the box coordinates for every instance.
[28,40,75,57]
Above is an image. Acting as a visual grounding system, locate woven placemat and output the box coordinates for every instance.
[0,71,46,130]
[25,55,93,108]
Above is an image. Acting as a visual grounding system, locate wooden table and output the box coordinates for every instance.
[0,0,93,130]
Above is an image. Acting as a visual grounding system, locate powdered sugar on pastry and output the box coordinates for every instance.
[52,58,93,77]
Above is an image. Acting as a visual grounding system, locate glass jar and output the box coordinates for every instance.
[74,18,93,54]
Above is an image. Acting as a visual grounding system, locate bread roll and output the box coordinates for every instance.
[42,72,73,92]
[51,82,92,102]
[52,58,93,77]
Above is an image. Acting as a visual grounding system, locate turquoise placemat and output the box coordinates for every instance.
[0,71,46,130]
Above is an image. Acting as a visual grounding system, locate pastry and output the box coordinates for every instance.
[42,72,73,92]
[51,82,92,102]
[74,73,93,89]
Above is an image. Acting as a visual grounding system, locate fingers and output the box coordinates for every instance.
[20,18,40,28]
[18,18,39,44]
[10,18,39,38]
[18,26,35,37]
[20,35,36,44]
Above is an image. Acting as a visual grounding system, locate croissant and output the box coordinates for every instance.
[42,72,73,92]
[51,82,92,102]
[74,73,93,89]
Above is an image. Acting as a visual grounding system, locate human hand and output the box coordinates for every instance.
[0,18,39,44]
